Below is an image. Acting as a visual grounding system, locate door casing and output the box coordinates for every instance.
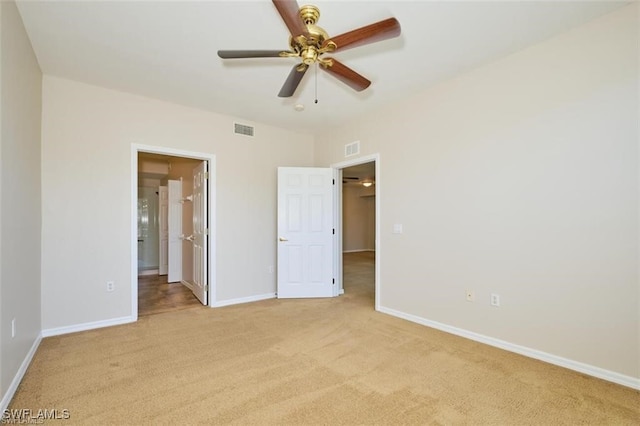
[331,154,381,311]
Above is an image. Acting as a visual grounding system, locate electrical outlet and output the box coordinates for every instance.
[11,318,16,338]
[491,293,500,307]
[465,290,474,302]
[106,281,115,292]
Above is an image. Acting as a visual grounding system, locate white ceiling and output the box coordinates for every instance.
[16,0,627,134]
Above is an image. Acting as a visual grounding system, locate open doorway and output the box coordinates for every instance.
[332,154,380,310]
[342,162,376,306]
[131,144,216,320]
[137,153,203,316]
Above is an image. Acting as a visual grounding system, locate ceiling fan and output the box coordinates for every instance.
[343,176,359,183]
[217,0,401,98]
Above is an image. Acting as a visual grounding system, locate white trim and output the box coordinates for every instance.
[331,153,381,310]
[332,168,342,297]
[42,316,135,338]
[208,156,217,307]
[378,306,640,391]
[212,292,276,308]
[131,143,218,317]
[131,145,138,319]
[0,335,42,413]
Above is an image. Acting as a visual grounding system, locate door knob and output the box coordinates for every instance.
[278,237,288,242]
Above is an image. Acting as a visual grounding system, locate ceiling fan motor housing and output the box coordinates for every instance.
[289,5,335,65]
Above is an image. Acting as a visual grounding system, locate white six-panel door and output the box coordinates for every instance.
[167,180,182,283]
[191,161,208,305]
[277,167,334,298]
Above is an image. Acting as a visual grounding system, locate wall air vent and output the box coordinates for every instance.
[234,123,255,137]
[345,141,360,157]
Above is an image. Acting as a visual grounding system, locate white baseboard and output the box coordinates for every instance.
[42,316,135,338]
[212,292,276,308]
[1,334,42,412]
[378,306,640,390]
[137,269,158,276]
[343,249,375,253]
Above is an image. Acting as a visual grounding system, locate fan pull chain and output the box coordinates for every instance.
[314,63,318,104]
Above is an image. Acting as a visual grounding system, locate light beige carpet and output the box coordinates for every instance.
[9,253,640,424]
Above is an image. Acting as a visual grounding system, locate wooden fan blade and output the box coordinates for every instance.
[278,64,308,97]
[324,18,401,51]
[321,59,371,92]
[272,0,308,38]
[218,50,285,59]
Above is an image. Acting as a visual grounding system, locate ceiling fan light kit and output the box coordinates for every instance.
[218,0,401,98]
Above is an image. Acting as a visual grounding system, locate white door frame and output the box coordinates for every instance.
[131,144,217,319]
[331,153,381,311]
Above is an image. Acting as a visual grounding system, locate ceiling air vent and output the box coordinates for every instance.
[234,123,254,137]
[345,141,360,157]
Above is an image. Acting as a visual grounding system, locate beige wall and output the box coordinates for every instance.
[0,0,42,396]
[316,5,639,379]
[343,185,375,252]
[41,76,314,330]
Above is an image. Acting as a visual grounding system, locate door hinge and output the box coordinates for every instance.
[332,278,335,284]
[332,228,335,235]
[204,285,208,291]
[204,172,209,179]
[205,228,209,235]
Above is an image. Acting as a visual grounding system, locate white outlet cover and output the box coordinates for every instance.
[491,293,500,306]
[393,224,403,234]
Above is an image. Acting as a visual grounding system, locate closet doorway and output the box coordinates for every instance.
[132,145,216,319]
